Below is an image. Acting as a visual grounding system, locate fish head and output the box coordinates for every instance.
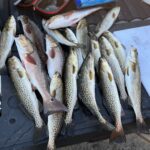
[85,52,94,70]
[15,35,34,57]
[129,48,138,63]
[18,15,33,38]
[102,31,111,37]
[112,6,121,19]
[77,19,87,30]
[99,36,112,56]
[91,39,99,50]
[68,48,78,73]
[4,15,16,35]
[44,15,63,29]
[18,15,29,25]
[50,72,63,98]
[8,56,23,70]
[8,56,26,78]
[45,34,57,50]
[99,58,111,73]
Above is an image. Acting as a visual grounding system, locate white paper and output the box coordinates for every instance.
[114,25,150,96]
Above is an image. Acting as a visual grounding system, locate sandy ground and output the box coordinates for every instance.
[58,134,150,150]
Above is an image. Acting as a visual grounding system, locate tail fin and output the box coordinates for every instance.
[101,121,115,132]
[47,140,55,150]
[136,119,150,134]
[33,124,46,143]
[43,98,67,115]
[110,127,126,143]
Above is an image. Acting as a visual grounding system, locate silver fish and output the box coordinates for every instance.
[125,48,149,134]
[8,56,44,139]
[42,20,78,47]
[76,19,90,58]
[103,31,126,73]
[99,37,127,100]
[43,6,104,29]
[96,7,120,38]
[0,16,16,71]
[47,72,64,150]
[78,53,114,131]
[46,35,64,79]
[65,28,83,70]
[18,15,47,65]
[15,35,67,115]
[99,58,126,143]
[64,48,78,125]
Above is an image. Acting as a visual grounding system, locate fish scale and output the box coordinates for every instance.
[47,73,64,150]
[99,58,126,143]
[0,16,16,71]
[44,6,104,29]
[125,48,150,134]
[103,31,126,73]
[99,36,127,100]
[15,35,67,115]
[96,6,120,38]
[78,53,114,131]
[64,49,78,125]
[8,56,44,138]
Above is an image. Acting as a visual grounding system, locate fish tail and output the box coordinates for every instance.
[33,123,46,143]
[97,114,115,131]
[110,126,126,143]
[136,118,150,134]
[65,111,73,125]
[43,98,67,115]
[47,139,55,150]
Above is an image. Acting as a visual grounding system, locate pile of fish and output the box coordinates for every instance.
[0,5,149,150]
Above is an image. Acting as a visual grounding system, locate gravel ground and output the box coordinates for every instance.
[58,134,150,150]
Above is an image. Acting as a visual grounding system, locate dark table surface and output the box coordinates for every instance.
[0,0,150,150]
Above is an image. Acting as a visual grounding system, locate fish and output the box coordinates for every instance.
[0,16,16,72]
[76,19,90,59]
[42,20,78,47]
[45,35,64,79]
[15,35,67,115]
[143,0,150,5]
[99,58,126,143]
[91,38,101,71]
[96,7,120,38]
[8,56,44,139]
[125,48,149,134]
[99,37,127,100]
[103,31,126,73]
[47,72,64,150]
[18,15,47,65]
[78,53,114,131]
[43,6,104,29]
[64,48,78,125]
[65,28,83,69]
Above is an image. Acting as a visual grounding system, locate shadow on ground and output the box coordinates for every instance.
[58,134,150,150]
